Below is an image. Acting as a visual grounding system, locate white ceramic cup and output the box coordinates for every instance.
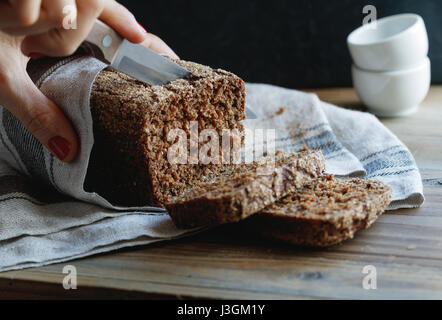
[352,57,431,117]
[347,13,428,71]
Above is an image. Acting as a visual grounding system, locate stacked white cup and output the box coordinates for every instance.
[347,14,431,117]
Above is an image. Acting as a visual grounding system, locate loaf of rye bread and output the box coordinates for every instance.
[166,149,326,228]
[85,60,246,207]
[83,58,390,247]
[243,175,392,247]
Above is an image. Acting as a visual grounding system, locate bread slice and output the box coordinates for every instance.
[243,175,392,247]
[165,149,326,228]
[85,60,246,207]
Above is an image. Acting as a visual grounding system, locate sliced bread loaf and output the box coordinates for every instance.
[165,149,326,228]
[85,60,246,207]
[243,175,392,247]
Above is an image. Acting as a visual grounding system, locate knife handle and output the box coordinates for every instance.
[85,20,124,63]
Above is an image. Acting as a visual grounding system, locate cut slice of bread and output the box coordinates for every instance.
[165,149,326,228]
[242,175,392,247]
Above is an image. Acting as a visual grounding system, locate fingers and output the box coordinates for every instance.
[21,0,105,57]
[141,33,179,59]
[4,0,177,60]
[100,0,147,44]
[9,0,41,25]
[0,68,78,162]
[3,0,76,37]
[0,0,41,28]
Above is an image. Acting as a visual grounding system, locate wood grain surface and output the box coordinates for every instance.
[1,87,441,300]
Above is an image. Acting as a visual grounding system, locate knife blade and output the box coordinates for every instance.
[85,21,257,118]
[85,20,191,85]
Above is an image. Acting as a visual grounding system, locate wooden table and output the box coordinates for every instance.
[1,87,442,300]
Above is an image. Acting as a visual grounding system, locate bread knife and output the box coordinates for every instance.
[86,21,257,119]
[85,20,191,85]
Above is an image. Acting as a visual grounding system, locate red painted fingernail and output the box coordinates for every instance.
[137,21,148,33]
[48,136,71,161]
[29,52,45,59]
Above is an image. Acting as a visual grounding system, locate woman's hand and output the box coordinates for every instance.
[0,0,178,162]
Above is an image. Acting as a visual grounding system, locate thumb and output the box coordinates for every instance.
[1,73,78,162]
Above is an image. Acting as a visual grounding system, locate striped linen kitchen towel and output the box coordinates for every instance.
[244,83,424,210]
[0,55,424,272]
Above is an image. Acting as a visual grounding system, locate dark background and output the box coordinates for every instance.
[119,0,441,88]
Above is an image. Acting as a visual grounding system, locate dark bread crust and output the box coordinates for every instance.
[244,175,392,247]
[166,149,326,228]
[85,60,246,206]
[83,57,391,247]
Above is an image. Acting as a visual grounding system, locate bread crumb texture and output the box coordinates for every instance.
[243,175,392,247]
[85,59,246,207]
[165,149,326,228]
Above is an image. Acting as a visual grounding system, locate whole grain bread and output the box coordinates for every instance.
[166,149,326,228]
[82,56,391,248]
[85,60,246,207]
[243,174,392,247]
